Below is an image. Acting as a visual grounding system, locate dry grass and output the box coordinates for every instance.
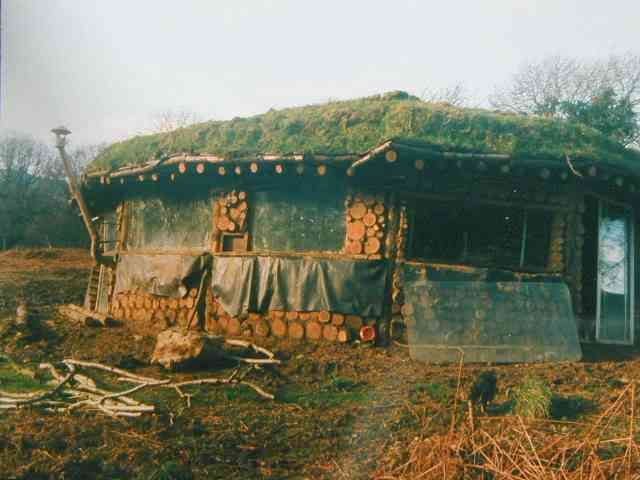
[376,372,640,480]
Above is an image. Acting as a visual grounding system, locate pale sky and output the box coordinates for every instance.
[2,0,639,148]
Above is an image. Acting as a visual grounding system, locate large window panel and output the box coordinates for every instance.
[250,188,346,253]
[409,200,552,270]
[127,197,212,250]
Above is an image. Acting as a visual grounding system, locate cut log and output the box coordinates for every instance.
[349,202,367,220]
[385,150,398,163]
[150,329,226,370]
[331,313,345,326]
[322,324,338,342]
[318,310,331,324]
[316,164,327,176]
[270,310,285,320]
[347,221,366,241]
[255,320,270,337]
[196,163,205,174]
[337,328,350,343]
[227,317,242,336]
[248,312,262,323]
[288,322,304,340]
[217,313,229,329]
[364,237,381,254]
[271,318,287,337]
[238,191,247,200]
[250,162,259,173]
[345,240,363,255]
[345,315,363,331]
[373,203,385,215]
[359,325,376,342]
[363,212,377,227]
[305,321,322,340]
[366,227,376,238]
[285,311,299,321]
[299,311,311,321]
[178,163,187,173]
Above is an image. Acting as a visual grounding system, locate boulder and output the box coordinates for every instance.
[150,328,225,370]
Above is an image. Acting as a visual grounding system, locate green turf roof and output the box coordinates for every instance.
[89,91,640,173]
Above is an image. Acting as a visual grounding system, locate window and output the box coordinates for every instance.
[409,200,552,269]
[127,196,212,250]
[250,188,346,253]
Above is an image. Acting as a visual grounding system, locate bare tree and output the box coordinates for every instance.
[146,108,203,134]
[490,53,640,145]
[421,84,469,107]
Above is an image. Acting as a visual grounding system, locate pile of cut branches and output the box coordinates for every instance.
[0,340,279,418]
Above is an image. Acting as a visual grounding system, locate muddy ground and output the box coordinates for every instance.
[0,249,639,479]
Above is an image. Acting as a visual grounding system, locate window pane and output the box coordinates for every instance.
[250,188,346,252]
[524,210,552,267]
[128,197,212,249]
[466,206,523,266]
[409,202,465,261]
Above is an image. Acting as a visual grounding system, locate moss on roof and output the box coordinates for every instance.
[89,90,640,172]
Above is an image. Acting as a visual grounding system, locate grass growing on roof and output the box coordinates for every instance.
[89,91,640,172]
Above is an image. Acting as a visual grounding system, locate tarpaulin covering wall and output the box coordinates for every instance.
[402,263,582,363]
[211,255,387,317]
[250,188,346,253]
[128,197,212,249]
[113,253,209,298]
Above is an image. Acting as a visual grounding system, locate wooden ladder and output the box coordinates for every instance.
[84,265,101,311]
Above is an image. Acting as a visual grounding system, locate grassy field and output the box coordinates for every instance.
[1,249,640,479]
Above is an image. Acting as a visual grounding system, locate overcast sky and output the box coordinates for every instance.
[1,0,639,147]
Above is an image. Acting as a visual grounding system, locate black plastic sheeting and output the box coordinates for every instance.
[113,253,210,298]
[210,255,388,317]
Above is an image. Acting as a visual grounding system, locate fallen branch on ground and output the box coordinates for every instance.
[0,352,278,417]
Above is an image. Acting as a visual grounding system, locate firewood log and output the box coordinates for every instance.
[347,221,366,241]
[271,310,285,320]
[318,310,331,323]
[271,318,287,337]
[218,315,229,330]
[249,312,262,323]
[385,150,398,162]
[331,313,345,326]
[349,202,367,220]
[286,311,298,321]
[337,328,350,343]
[306,321,322,340]
[299,311,311,321]
[227,317,242,336]
[363,212,377,227]
[322,324,338,342]
[346,240,363,255]
[288,321,304,340]
[366,227,376,238]
[364,237,381,254]
[196,163,205,174]
[255,320,270,337]
[373,203,385,215]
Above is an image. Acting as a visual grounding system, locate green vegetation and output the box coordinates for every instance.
[89,91,640,172]
[512,376,553,419]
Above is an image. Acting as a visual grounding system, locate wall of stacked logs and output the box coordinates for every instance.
[344,192,387,258]
[109,287,376,343]
[204,289,375,343]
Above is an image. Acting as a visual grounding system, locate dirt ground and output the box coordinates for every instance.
[1,249,640,479]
